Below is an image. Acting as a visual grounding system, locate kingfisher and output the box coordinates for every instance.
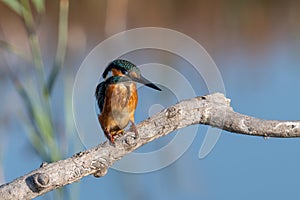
[95,59,161,144]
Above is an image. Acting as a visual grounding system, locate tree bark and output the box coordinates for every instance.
[0,93,299,200]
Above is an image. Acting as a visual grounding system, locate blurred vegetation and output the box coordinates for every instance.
[1,0,70,199]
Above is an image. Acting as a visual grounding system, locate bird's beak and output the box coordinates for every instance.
[131,76,162,91]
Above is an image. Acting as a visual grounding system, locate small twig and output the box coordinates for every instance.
[0,93,299,200]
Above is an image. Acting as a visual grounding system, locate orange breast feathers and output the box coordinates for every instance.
[98,82,138,133]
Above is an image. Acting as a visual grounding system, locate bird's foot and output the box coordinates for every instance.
[109,135,115,145]
[104,130,115,145]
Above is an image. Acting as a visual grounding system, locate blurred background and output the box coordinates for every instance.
[1,0,300,199]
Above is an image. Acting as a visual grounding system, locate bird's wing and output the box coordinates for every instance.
[95,81,106,112]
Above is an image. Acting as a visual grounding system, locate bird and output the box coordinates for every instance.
[95,59,161,144]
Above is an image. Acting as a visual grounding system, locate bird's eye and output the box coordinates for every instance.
[122,69,128,75]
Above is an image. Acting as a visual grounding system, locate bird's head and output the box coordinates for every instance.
[102,59,161,91]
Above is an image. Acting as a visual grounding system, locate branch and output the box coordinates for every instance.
[1,93,299,199]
